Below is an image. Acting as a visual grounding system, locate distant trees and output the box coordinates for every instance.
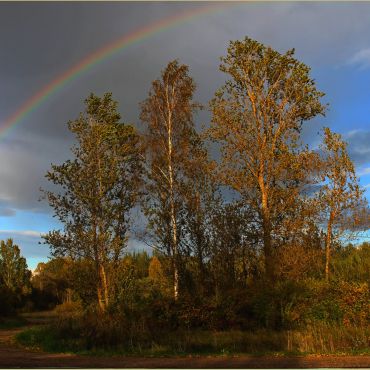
[208,37,326,280]
[0,239,31,315]
[32,258,73,305]
[331,242,370,282]
[0,239,30,294]
[42,93,142,312]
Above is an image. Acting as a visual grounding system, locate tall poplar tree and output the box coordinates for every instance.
[42,93,142,311]
[140,60,201,300]
[208,37,326,279]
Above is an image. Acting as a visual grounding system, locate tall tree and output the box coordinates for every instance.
[208,37,326,279]
[140,60,201,300]
[42,93,142,311]
[318,127,366,282]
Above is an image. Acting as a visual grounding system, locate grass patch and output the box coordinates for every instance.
[16,326,85,353]
[15,323,370,357]
[0,316,28,330]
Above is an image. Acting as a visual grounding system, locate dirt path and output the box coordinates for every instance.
[0,314,369,368]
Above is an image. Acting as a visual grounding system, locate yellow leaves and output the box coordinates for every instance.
[148,256,164,283]
[337,282,370,327]
[148,256,171,298]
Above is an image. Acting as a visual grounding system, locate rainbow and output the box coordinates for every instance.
[1,2,236,136]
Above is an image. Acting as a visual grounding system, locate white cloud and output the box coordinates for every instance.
[357,167,370,177]
[349,48,370,69]
[0,230,49,269]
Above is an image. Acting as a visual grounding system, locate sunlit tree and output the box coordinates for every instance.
[140,60,202,300]
[208,37,326,279]
[42,93,142,311]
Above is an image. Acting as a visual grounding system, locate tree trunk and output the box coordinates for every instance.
[259,173,274,280]
[97,284,105,312]
[167,103,179,301]
[96,267,109,312]
[262,215,274,280]
[325,211,335,282]
[100,264,109,307]
[95,128,109,310]
[197,247,206,296]
[170,193,179,300]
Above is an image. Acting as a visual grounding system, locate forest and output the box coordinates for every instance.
[1,37,369,356]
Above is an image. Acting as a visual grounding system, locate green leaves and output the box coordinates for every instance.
[42,93,142,310]
[0,238,31,294]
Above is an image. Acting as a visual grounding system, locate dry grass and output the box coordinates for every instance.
[288,323,369,354]
[157,324,369,355]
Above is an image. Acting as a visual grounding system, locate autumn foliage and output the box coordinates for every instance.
[2,36,369,354]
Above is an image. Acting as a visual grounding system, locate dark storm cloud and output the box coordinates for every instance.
[0,2,202,139]
[0,134,70,211]
[345,130,370,166]
[2,2,370,214]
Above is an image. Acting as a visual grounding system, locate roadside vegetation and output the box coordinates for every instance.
[1,36,369,356]
[16,321,370,356]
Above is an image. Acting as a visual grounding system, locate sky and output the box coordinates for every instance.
[1,1,370,270]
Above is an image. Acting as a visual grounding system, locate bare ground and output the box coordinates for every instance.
[0,313,369,368]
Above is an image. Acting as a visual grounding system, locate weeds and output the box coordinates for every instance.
[15,323,370,356]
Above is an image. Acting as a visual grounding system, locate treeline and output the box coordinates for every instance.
[0,239,31,316]
[33,244,369,325]
[4,37,370,352]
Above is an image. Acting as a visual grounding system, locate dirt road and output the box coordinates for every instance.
[0,314,369,368]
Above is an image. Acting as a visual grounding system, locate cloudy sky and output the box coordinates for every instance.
[1,1,370,269]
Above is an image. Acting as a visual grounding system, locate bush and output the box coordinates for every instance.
[303,280,370,326]
[249,280,310,329]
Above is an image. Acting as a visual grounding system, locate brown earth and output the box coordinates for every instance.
[0,313,369,368]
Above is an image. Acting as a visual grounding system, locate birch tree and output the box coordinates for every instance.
[42,93,142,311]
[140,60,200,300]
[208,37,326,280]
